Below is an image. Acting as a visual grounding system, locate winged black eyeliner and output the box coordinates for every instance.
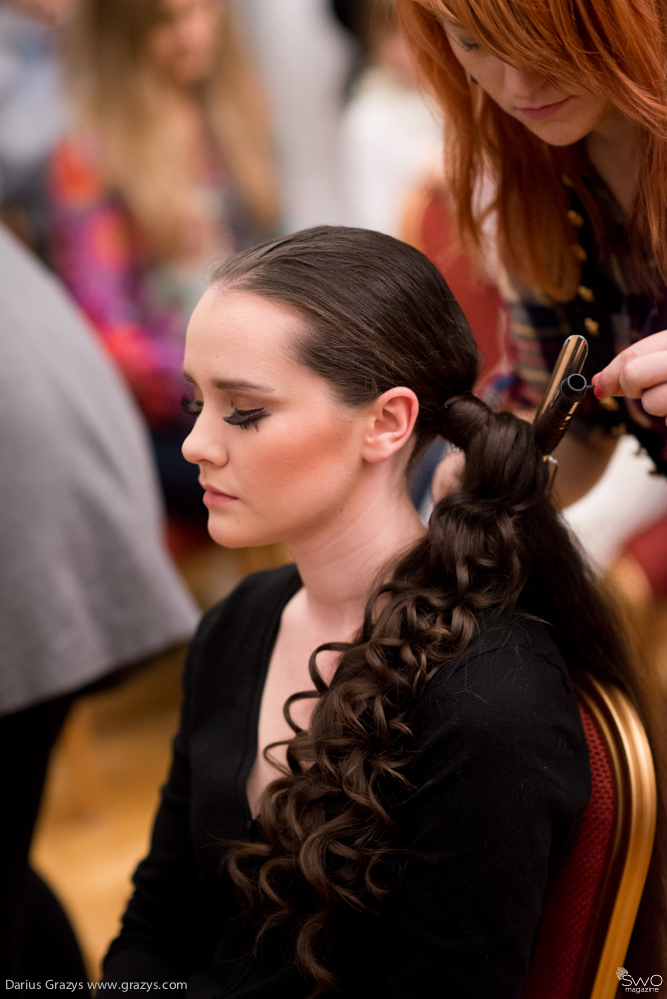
[224,407,269,430]
[180,395,269,430]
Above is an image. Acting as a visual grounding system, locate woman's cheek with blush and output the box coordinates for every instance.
[206,412,362,548]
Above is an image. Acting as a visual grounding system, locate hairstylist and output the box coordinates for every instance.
[396,0,667,507]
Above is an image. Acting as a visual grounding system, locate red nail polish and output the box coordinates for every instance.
[594,384,603,399]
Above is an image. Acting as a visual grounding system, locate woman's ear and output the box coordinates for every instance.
[361,387,420,463]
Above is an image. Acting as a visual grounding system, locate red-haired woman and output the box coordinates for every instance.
[396,0,667,506]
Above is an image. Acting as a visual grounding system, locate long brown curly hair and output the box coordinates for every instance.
[210,227,665,994]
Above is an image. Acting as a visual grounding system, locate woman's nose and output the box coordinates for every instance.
[181,411,229,467]
[503,63,547,101]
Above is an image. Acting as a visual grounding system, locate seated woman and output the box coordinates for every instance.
[103,226,662,997]
[48,0,277,521]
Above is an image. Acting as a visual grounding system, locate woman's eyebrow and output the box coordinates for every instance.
[212,378,275,393]
[182,371,274,393]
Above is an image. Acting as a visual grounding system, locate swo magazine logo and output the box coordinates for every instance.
[617,967,663,993]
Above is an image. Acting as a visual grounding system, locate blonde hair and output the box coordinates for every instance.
[64,0,278,258]
[396,0,667,299]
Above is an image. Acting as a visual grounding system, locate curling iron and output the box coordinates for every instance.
[532,334,589,457]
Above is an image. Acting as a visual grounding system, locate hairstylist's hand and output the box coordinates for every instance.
[592,330,667,423]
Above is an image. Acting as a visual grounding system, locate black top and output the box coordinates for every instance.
[104,564,590,998]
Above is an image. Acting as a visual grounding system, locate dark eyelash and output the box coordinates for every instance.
[459,38,479,51]
[180,395,269,430]
[224,407,269,431]
[181,393,202,417]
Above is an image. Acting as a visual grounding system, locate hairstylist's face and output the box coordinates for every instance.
[147,0,221,87]
[440,17,611,146]
[182,290,417,551]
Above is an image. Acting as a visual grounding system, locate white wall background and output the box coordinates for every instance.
[233,0,355,232]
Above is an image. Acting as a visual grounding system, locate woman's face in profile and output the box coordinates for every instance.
[182,290,374,551]
[439,17,612,147]
[147,0,222,87]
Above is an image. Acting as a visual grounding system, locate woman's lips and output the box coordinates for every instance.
[201,482,238,507]
[516,96,573,120]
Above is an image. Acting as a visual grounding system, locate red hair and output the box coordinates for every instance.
[396,0,667,299]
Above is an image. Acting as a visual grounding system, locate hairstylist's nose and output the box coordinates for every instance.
[503,63,546,101]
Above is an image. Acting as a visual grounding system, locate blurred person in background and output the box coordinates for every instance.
[0,0,71,260]
[396,0,667,512]
[332,0,446,510]
[48,0,278,524]
[234,0,353,233]
[333,0,442,237]
[0,223,199,983]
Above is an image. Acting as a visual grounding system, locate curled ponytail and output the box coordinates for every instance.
[429,394,549,629]
[212,227,665,993]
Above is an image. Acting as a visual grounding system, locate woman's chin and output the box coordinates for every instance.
[206,515,282,551]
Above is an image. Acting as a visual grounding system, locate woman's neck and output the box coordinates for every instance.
[585,109,642,215]
[285,476,426,639]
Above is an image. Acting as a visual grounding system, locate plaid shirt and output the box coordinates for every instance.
[492,170,667,476]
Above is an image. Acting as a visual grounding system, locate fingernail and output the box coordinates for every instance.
[594,384,603,399]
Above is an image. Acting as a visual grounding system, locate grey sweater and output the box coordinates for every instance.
[0,224,199,715]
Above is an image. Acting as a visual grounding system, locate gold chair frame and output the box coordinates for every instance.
[573,673,657,999]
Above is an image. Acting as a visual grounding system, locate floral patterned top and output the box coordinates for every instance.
[48,136,260,429]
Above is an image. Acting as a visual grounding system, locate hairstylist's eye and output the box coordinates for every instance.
[224,407,269,431]
[181,393,203,417]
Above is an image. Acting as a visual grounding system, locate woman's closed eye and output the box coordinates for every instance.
[224,407,269,431]
[180,394,269,430]
[436,16,481,53]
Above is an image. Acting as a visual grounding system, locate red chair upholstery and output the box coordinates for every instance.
[522,698,615,998]
[522,673,656,999]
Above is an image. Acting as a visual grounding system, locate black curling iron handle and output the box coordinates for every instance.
[533,372,588,456]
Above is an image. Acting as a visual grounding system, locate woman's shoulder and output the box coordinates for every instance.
[413,612,582,746]
[404,612,590,829]
[186,562,301,669]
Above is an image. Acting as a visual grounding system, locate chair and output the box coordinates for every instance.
[521,672,657,999]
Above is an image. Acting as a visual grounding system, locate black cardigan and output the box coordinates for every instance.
[104,564,590,998]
